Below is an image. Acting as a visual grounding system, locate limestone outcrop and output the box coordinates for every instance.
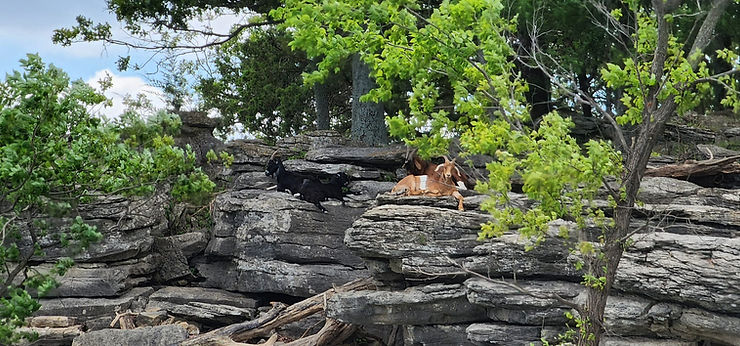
[19,130,737,346]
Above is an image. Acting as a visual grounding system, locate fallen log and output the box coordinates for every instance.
[181,277,376,346]
[644,155,740,179]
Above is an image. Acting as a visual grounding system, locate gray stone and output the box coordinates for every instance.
[71,325,188,346]
[696,144,740,159]
[196,258,367,297]
[135,310,169,327]
[146,287,258,326]
[209,190,367,267]
[164,232,208,258]
[304,145,408,168]
[616,232,740,314]
[225,140,279,172]
[43,255,159,298]
[232,171,275,190]
[465,278,580,325]
[36,287,154,326]
[403,324,476,346]
[637,177,703,203]
[277,130,348,153]
[724,127,740,138]
[153,237,191,283]
[347,181,398,200]
[671,308,740,345]
[283,159,393,180]
[466,323,549,345]
[148,286,257,308]
[376,193,489,211]
[327,284,487,325]
[601,338,697,346]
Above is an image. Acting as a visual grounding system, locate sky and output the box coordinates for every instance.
[0,0,244,120]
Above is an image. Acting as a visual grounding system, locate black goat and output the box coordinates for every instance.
[265,157,316,194]
[298,172,351,213]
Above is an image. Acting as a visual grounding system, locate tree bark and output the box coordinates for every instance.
[578,1,729,344]
[312,59,330,130]
[351,54,388,146]
[314,81,330,130]
[577,73,592,118]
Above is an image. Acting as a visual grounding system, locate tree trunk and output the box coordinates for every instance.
[351,54,388,146]
[577,73,592,118]
[312,59,330,130]
[517,32,552,124]
[315,81,330,130]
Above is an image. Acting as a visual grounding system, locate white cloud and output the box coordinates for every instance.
[85,69,165,120]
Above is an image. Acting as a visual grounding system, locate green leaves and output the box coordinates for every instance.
[1,54,217,344]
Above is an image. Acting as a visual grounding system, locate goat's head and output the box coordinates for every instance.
[333,172,350,186]
[265,151,283,177]
[433,156,457,180]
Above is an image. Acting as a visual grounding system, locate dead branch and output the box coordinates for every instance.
[644,155,740,179]
[182,277,375,345]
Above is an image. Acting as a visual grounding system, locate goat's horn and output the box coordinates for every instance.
[443,155,450,162]
[269,150,279,160]
[434,164,443,172]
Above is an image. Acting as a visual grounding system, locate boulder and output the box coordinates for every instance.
[71,325,188,346]
[197,189,369,296]
[225,140,279,173]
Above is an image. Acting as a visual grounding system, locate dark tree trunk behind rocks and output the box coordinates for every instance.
[577,73,593,118]
[312,59,331,130]
[351,54,388,146]
[314,80,330,130]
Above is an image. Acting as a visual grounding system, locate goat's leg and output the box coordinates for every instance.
[315,202,328,213]
[452,191,464,211]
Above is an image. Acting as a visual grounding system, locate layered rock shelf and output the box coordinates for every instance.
[23,129,740,345]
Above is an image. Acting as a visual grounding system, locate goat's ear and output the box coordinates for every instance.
[414,157,423,170]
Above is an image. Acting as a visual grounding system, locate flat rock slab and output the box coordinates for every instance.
[283,159,393,180]
[71,325,188,346]
[147,286,257,326]
[36,287,153,326]
[305,145,408,168]
[210,190,367,267]
[195,258,368,297]
[466,323,556,345]
[42,255,158,298]
[403,324,476,345]
[327,283,487,325]
[617,232,740,315]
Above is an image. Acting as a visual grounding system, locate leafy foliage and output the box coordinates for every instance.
[0,54,215,344]
[276,0,739,344]
[198,28,353,140]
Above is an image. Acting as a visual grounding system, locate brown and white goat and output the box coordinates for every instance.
[392,156,465,211]
[405,152,475,190]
